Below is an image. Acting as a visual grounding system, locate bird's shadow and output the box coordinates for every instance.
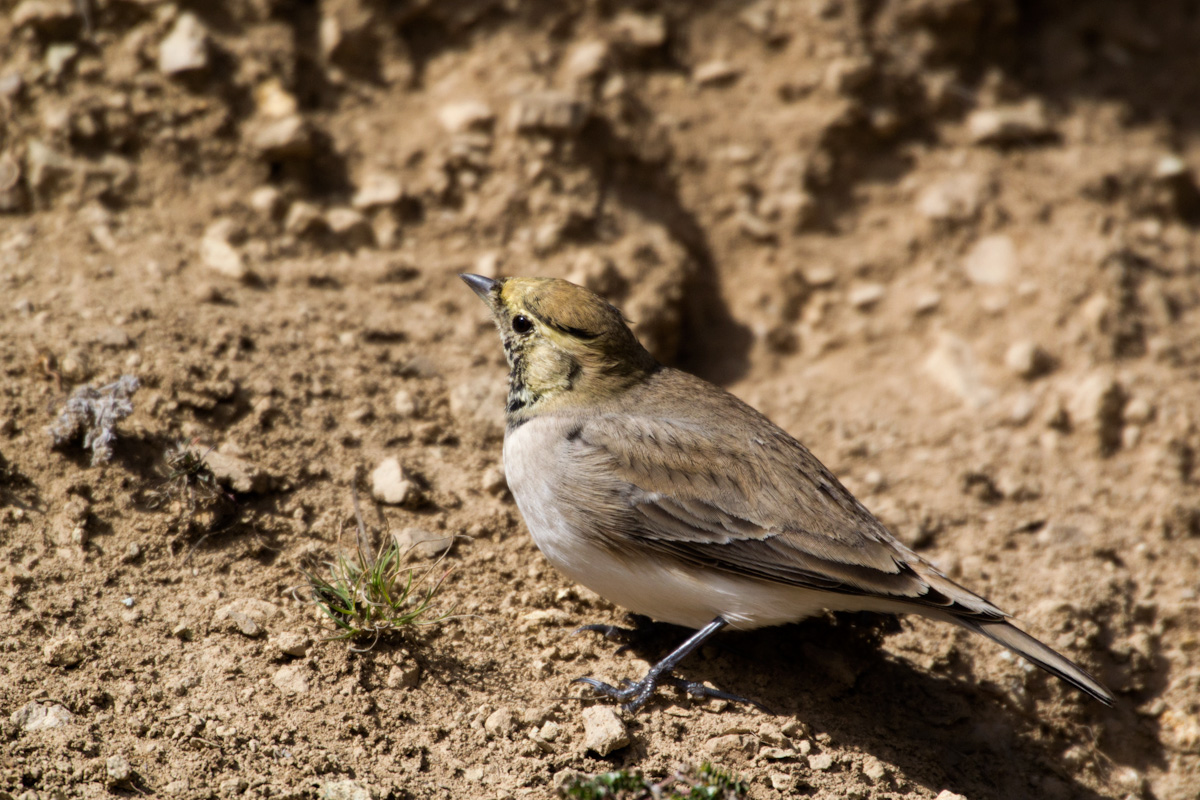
[578,613,1152,800]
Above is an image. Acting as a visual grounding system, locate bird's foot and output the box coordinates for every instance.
[573,673,770,714]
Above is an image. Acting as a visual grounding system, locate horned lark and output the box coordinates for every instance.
[461,273,1114,712]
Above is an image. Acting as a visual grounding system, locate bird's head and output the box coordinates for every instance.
[461,274,657,422]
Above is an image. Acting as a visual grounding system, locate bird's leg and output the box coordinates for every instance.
[574,617,766,712]
[573,613,657,653]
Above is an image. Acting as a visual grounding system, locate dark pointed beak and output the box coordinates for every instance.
[460,273,498,302]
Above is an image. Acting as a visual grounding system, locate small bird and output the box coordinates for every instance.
[461,273,1114,712]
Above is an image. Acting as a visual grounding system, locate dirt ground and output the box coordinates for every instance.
[2,1,1199,798]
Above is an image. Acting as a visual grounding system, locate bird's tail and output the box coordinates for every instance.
[958,617,1115,706]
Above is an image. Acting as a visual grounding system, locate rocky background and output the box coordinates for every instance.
[1,1,1199,798]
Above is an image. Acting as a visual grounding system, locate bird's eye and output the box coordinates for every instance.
[512,315,533,335]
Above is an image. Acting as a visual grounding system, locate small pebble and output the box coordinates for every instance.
[582,706,629,755]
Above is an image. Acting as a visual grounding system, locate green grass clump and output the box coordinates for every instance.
[560,763,748,800]
[305,538,451,648]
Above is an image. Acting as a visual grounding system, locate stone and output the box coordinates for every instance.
[25,139,75,200]
[284,200,324,235]
[848,282,886,310]
[201,223,248,281]
[862,757,888,783]
[320,779,371,800]
[324,207,372,245]
[105,755,133,787]
[371,457,416,506]
[272,664,310,695]
[808,753,834,771]
[562,40,609,84]
[12,0,76,33]
[250,186,284,219]
[1069,373,1125,455]
[394,527,452,559]
[924,332,995,408]
[159,13,209,76]
[509,92,589,135]
[693,60,741,87]
[249,114,313,161]
[481,465,507,496]
[227,611,262,638]
[1124,396,1155,425]
[964,234,1016,286]
[205,450,272,493]
[1004,340,1053,379]
[934,792,968,800]
[392,389,418,418]
[0,151,26,212]
[967,100,1053,146]
[352,173,404,210]
[272,631,312,658]
[612,12,667,51]
[916,173,983,223]
[43,633,86,667]
[582,706,628,755]
[437,101,495,135]
[704,733,756,758]
[484,706,516,738]
[11,702,74,731]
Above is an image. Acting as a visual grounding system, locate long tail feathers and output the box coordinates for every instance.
[960,618,1115,706]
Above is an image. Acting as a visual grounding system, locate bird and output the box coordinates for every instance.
[460,272,1115,712]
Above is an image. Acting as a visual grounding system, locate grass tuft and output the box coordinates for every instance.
[305,536,452,649]
[559,762,749,800]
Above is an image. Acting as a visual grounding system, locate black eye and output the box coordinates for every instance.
[512,315,533,334]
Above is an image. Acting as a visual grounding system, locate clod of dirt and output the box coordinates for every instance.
[105,754,133,788]
[437,101,495,135]
[272,663,311,695]
[385,661,420,689]
[394,527,453,559]
[923,332,995,408]
[201,221,249,281]
[581,706,629,756]
[484,706,516,739]
[916,173,985,224]
[509,91,589,136]
[205,449,273,494]
[272,631,312,658]
[214,598,279,633]
[43,633,85,667]
[1005,340,1054,380]
[53,495,90,548]
[320,779,373,800]
[705,733,756,760]
[1068,373,1126,455]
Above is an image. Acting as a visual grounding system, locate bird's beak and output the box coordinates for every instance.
[460,273,498,304]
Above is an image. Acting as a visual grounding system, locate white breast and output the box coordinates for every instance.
[503,417,887,630]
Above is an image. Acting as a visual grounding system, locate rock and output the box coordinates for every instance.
[205,450,272,493]
[1069,373,1125,454]
[484,706,516,738]
[227,611,262,638]
[848,282,886,310]
[0,151,26,212]
[371,457,417,506]
[967,100,1053,146]
[272,631,312,658]
[1124,396,1155,425]
[159,13,209,76]
[437,101,495,135]
[914,290,942,315]
[106,755,133,787]
[11,702,74,732]
[562,40,609,84]
[963,234,1016,286]
[272,664,310,695]
[582,706,629,755]
[201,222,248,281]
[916,173,983,223]
[250,186,284,219]
[352,173,404,210]
[481,464,507,496]
[284,200,324,235]
[935,792,968,800]
[612,12,667,51]
[44,633,86,667]
[386,661,420,689]
[509,91,589,135]
[808,753,835,771]
[862,757,888,783]
[924,332,995,408]
[12,0,76,34]
[45,42,78,77]
[320,779,372,800]
[693,60,741,87]
[249,114,313,161]
[25,139,75,200]
[394,527,453,559]
[324,207,372,246]
[392,389,418,418]
[1004,340,1053,379]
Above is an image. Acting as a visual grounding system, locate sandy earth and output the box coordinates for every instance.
[2,1,1199,798]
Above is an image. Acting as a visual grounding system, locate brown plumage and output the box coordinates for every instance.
[463,273,1115,711]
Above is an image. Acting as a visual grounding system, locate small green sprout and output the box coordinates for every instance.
[559,762,749,800]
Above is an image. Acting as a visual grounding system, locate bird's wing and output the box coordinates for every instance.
[569,409,1007,622]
